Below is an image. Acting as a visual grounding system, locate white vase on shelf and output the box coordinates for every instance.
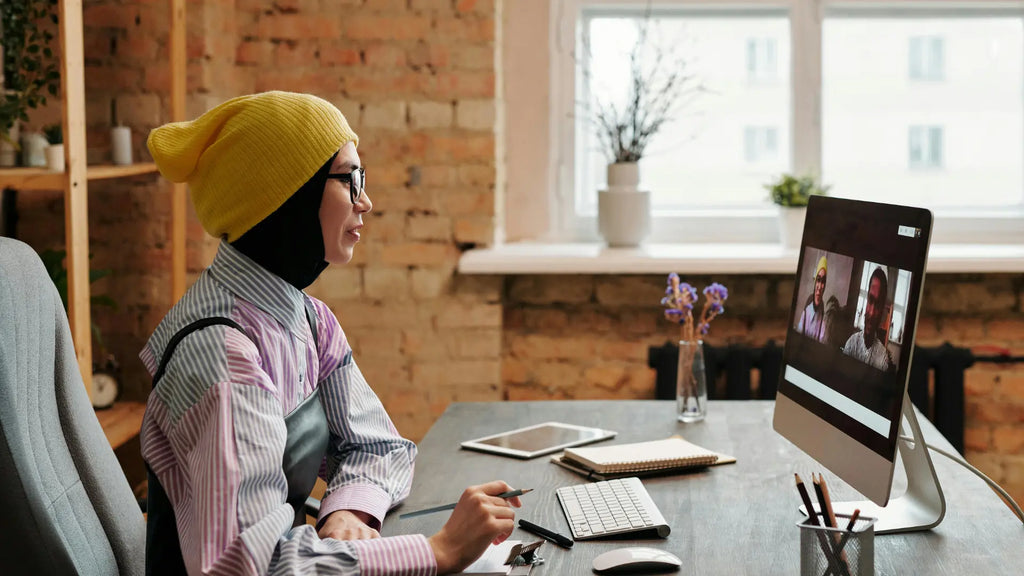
[598,162,650,247]
[45,143,65,172]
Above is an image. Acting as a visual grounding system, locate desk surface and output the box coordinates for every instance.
[381,400,1022,575]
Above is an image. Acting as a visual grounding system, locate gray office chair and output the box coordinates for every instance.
[0,237,145,575]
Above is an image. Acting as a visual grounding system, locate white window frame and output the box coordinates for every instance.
[522,0,1024,246]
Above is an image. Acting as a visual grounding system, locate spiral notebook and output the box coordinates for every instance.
[552,436,735,480]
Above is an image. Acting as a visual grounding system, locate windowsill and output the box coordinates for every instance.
[458,242,1024,274]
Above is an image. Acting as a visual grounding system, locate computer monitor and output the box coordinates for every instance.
[773,196,945,534]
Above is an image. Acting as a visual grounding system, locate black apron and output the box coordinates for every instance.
[145,312,330,576]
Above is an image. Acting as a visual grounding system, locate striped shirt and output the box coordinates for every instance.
[140,240,435,576]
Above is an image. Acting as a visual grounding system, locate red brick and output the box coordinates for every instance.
[257,14,339,40]
[988,319,1024,343]
[274,41,319,68]
[365,44,408,68]
[380,243,456,266]
[992,426,1024,453]
[426,71,495,99]
[965,369,998,397]
[236,41,271,65]
[435,16,494,42]
[320,46,362,66]
[84,4,141,29]
[964,426,992,452]
[347,15,433,41]
[453,217,492,244]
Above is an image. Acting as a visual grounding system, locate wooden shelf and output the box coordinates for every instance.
[0,163,159,191]
[95,400,146,449]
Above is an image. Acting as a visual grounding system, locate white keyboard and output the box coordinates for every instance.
[555,477,671,540]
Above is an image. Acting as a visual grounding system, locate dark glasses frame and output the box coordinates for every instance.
[326,166,365,205]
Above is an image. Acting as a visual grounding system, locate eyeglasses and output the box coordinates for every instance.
[326,166,365,205]
[815,274,827,285]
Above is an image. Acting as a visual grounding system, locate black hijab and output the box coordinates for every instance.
[231,153,337,290]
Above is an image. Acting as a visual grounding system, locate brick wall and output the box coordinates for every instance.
[12,0,1024,505]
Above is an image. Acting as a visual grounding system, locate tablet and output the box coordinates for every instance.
[461,422,617,459]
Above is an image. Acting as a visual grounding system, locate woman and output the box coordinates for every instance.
[142,91,518,575]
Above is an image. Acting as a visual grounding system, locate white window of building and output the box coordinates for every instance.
[747,37,779,82]
[745,126,780,163]
[909,36,945,80]
[908,125,944,169]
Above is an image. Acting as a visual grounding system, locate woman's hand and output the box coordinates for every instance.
[427,481,522,575]
[318,509,380,541]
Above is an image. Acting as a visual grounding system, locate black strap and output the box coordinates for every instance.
[151,317,249,388]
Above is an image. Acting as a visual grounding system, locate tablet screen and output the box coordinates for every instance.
[462,422,616,458]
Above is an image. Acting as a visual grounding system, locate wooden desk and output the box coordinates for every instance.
[381,400,1022,575]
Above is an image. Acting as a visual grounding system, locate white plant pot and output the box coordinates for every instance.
[45,143,65,172]
[778,206,807,249]
[599,163,650,247]
[0,121,18,167]
[21,132,48,167]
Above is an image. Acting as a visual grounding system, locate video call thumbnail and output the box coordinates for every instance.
[793,247,913,376]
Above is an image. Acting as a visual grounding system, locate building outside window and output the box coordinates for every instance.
[745,126,780,163]
[908,125,944,169]
[909,35,945,80]
[747,37,779,82]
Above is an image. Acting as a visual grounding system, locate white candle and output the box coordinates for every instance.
[111,126,132,165]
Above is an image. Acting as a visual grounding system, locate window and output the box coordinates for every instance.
[574,10,791,219]
[747,37,779,82]
[745,126,780,163]
[519,1,1024,245]
[822,13,1022,208]
[909,36,945,80]
[908,126,944,169]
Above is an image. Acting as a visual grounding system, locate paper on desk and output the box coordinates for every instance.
[457,540,520,575]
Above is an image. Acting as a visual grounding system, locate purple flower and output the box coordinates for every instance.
[703,283,729,300]
[710,303,724,314]
[699,323,710,335]
[667,272,680,283]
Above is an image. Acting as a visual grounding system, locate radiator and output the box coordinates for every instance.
[647,341,1006,454]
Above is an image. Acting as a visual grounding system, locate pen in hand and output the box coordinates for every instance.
[399,488,533,519]
[518,518,574,548]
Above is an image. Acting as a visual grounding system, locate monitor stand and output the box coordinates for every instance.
[831,392,946,534]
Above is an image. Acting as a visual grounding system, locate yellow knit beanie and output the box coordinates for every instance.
[816,255,828,277]
[147,91,358,241]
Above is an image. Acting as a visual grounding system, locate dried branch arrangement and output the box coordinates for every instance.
[586,15,706,164]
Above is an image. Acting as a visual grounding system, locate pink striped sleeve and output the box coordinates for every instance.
[349,535,437,576]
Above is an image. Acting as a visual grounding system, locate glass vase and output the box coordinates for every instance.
[677,340,708,422]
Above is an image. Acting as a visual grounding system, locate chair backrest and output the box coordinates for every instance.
[648,340,971,453]
[0,237,144,575]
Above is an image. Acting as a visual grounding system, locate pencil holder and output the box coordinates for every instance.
[798,513,876,576]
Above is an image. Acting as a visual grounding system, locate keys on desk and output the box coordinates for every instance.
[556,477,670,540]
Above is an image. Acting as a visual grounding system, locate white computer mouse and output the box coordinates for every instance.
[592,547,682,574]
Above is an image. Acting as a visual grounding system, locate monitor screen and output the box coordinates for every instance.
[774,196,932,506]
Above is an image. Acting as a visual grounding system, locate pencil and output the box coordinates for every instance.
[399,488,533,519]
[794,473,820,526]
[798,474,847,576]
[817,474,851,575]
[817,474,840,531]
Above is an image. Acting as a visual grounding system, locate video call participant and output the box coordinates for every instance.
[797,256,828,343]
[842,266,895,372]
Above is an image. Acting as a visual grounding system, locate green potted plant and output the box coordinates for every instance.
[0,0,61,166]
[42,122,63,171]
[765,173,829,248]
